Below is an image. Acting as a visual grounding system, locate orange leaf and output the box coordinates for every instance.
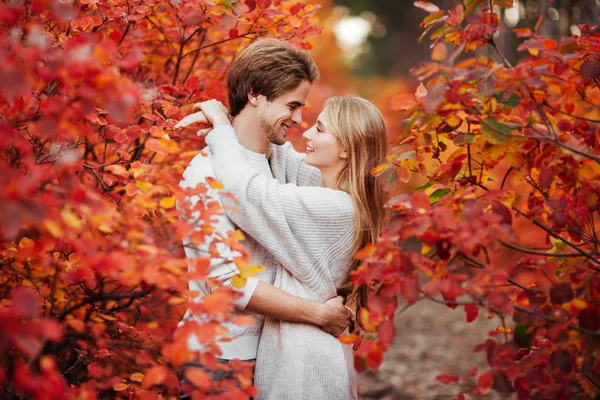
[388,93,417,111]
[431,42,447,61]
[130,372,144,382]
[185,368,211,391]
[232,315,255,327]
[414,1,440,12]
[113,383,128,391]
[142,365,168,388]
[542,39,557,50]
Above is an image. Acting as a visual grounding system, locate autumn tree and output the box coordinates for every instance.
[349,0,600,398]
[0,0,322,398]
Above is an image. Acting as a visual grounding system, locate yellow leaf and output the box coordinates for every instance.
[113,383,128,391]
[61,209,82,229]
[130,373,144,382]
[168,297,186,306]
[19,237,35,249]
[231,274,247,289]
[159,196,176,209]
[421,244,432,255]
[44,220,62,238]
[147,321,159,329]
[415,83,428,100]
[371,163,388,176]
[235,259,263,278]
[230,229,245,241]
[206,176,224,189]
[571,299,587,310]
[67,319,85,333]
[98,222,113,234]
[97,313,118,321]
[135,180,153,193]
[162,263,182,275]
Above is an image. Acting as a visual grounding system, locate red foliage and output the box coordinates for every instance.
[0,0,321,398]
[350,0,600,398]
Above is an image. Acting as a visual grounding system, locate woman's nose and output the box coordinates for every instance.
[302,129,311,140]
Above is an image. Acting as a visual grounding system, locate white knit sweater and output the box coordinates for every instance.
[207,126,358,400]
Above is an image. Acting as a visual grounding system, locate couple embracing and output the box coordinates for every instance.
[176,38,388,399]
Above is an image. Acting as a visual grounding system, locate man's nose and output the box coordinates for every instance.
[291,108,302,125]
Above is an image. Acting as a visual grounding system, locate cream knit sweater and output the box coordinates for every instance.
[207,126,358,400]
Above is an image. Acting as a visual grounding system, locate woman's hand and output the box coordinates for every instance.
[195,100,231,137]
[174,100,230,137]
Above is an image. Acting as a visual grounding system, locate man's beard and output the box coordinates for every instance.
[260,112,286,145]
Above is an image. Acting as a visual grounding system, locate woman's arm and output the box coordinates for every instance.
[269,142,322,187]
[206,126,354,282]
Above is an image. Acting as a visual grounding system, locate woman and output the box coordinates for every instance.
[195,97,388,399]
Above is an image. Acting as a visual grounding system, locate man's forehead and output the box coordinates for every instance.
[275,81,311,104]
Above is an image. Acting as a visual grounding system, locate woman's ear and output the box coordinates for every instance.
[341,150,349,159]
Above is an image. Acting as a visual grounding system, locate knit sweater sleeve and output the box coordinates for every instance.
[269,142,322,187]
[206,126,354,280]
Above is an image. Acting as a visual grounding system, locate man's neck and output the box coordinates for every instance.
[231,109,269,154]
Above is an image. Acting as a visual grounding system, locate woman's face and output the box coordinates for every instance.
[302,111,347,170]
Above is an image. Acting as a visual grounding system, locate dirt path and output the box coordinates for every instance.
[357,300,505,400]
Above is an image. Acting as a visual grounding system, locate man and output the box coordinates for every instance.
[176,39,352,394]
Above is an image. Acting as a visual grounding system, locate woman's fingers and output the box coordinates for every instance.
[196,128,212,137]
[174,111,209,129]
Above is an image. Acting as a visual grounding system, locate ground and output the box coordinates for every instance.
[358,299,505,400]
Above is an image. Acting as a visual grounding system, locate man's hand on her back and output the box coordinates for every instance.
[317,296,353,337]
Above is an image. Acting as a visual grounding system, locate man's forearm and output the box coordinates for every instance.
[246,281,327,327]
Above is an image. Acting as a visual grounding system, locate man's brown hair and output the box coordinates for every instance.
[227,38,319,116]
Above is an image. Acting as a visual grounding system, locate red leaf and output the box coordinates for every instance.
[12,287,40,318]
[40,318,63,342]
[229,28,239,40]
[244,0,256,12]
[580,60,600,79]
[377,319,395,348]
[538,167,554,189]
[414,1,440,12]
[290,2,304,15]
[436,373,460,384]
[550,283,574,304]
[513,28,532,37]
[464,304,479,323]
[477,371,494,393]
[399,273,420,305]
[366,347,383,370]
[257,0,271,8]
[578,309,600,331]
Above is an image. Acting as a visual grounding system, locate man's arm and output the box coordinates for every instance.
[180,153,351,335]
[247,281,352,337]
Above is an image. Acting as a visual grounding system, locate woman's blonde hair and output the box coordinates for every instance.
[323,96,389,316]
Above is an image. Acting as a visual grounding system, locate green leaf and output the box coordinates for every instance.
[464,0,485,19]
[481,118,511,144]
[494,93,520,109]
[514,324,533,348]
[219,0,233,10]
[413,182,433,192]
[453,133,476,146]
[429,188,451,204]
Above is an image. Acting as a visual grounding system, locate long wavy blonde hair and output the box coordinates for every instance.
[323,96,389,315]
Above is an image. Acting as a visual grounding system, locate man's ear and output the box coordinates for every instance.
[341,150,349,159]
[248,91,260,106]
